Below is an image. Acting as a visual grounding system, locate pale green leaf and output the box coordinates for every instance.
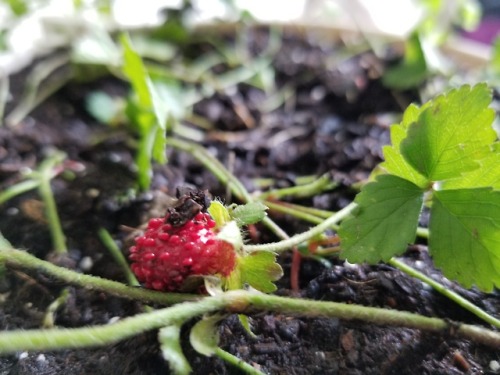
[238,314,256,338]
[339,175,424,262]
[231,202,268,226]
[158,325,192,375]
[121,34,153,113]
[72,28,121,66]
[382,33,428,90]
[120,34,174,189]
[430,188,500,291]
[208,201,232,229]
[400,83,496,181]
[86,91,123,125]
[238,251,283,293]
[189,314,223,357]
[441,143,500,190]
[381,104,429,188]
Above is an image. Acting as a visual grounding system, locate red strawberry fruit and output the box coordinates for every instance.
[129,211,237,292]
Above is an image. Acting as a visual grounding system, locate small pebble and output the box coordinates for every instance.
[85,188,100,198]
[36,354,47,363]
[6,207,18,215]
[108,316,120,324]
[79,256,93,272]
[414,260,425,269]
[18,352,28,360]
[490,360,500,372]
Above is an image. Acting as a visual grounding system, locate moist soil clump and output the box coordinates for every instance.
[0,28,498,374]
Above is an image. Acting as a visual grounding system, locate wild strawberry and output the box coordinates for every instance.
[129,212,237,292]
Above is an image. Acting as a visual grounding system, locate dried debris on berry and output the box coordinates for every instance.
[129,211,236,292]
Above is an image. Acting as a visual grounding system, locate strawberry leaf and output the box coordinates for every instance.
[231,201,268,226]
[400,83,496,181]
[339,175,424,262]
[238,251,283,293]
[189,314,222,357]
[430,188,500,291]
[441,143,500,189]
[381,104,429,188]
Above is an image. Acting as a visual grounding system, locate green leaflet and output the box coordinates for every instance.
[339,175,424,262]
[441,143,500,190]
[430,188,500,291]
[381,103,429,188]
[235,251,283,293]
[400,83,496,181]
[231,201,268,226]
[189,314,222,357]
[120,34,171,190]
[349,83,500,292]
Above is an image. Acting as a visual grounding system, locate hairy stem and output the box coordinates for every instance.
[37,154,67,254]
[98,227,140,286]
[240,292,500,348]
[389,258,500,328]
[257,173,337,200]
[215,348,266,375]
[0,290,498,354]
[0,295,228,353]
[243,202,357,253]
[0,246,197,305]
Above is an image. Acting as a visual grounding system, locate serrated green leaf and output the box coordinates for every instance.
[339,175,424,262]
[400,84,496,181]
[189,314,223,357]
[441,143,500,189]
[231,202,268,226]
[238,251,283,293]
[381,104,429,188]
[430,188,500,291]
[158,325,192,375]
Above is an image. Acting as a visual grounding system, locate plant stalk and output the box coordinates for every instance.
[243,202,357,253]
[38,176,67,254]
[98,227,140,286]
[0,290,498,354]
[389,258,500,328]
[0,246,197,306]
[215,348,266,375]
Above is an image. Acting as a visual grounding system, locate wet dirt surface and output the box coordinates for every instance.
[0,28,498,374]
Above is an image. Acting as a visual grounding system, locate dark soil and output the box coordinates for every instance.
[0,27,498,375]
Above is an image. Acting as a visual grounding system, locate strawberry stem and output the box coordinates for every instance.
[36,152,68,254]
[0,245,198,306]
[214,348,266,375]
[98,227,140,286]
[0,288,496,354]
[243,202,357,253]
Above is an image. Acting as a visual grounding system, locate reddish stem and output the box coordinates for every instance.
[290,247,301,293]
